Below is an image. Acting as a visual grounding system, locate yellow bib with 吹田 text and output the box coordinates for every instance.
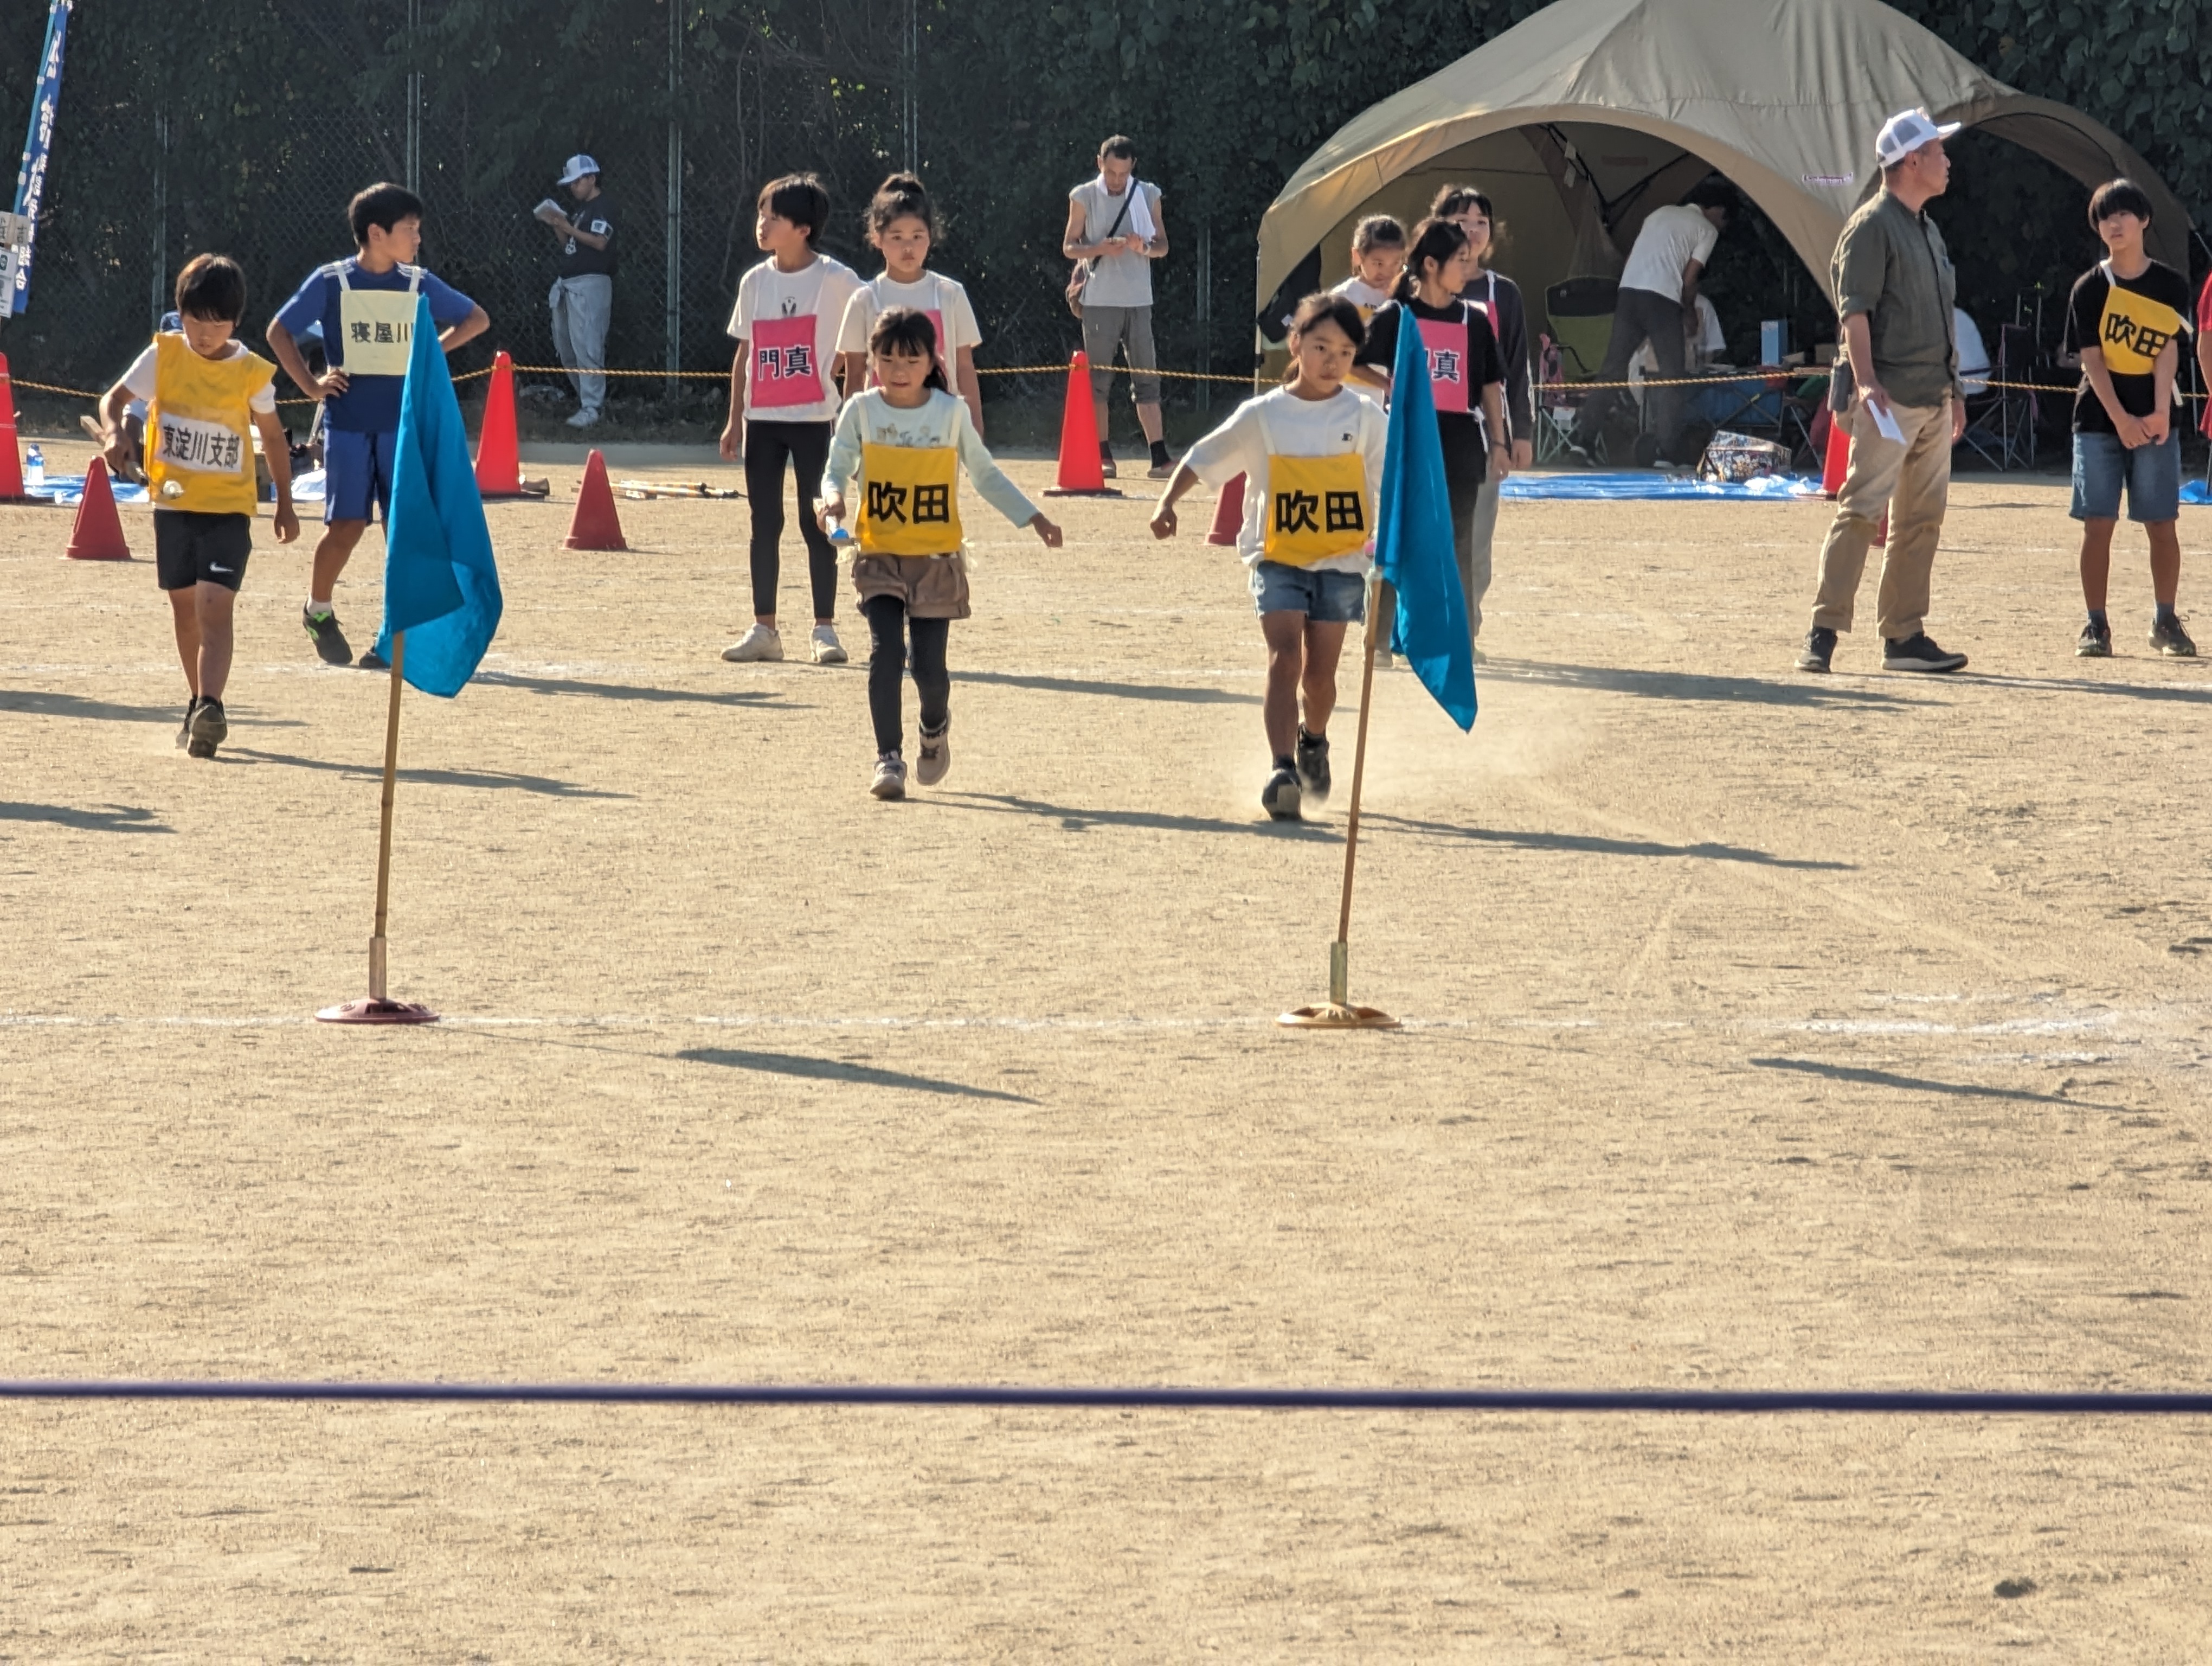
[1262,451,1369,567]
[2097,283,2185,377]
[147,332,274,515]
[857,440,964,556]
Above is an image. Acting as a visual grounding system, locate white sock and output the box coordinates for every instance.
[306,599,332,618]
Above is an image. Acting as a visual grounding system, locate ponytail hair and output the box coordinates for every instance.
[868,305,950,392]
[1393,216,1470,303]
[864,171,937,242]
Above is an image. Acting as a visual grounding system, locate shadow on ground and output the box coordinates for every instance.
[228,748,632,799]
[676,1047,1039,1103]
[0,801,171,833]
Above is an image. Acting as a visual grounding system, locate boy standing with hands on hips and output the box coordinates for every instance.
[268,182,489,670]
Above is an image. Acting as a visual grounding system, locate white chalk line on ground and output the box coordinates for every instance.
[1,1006,2195,1045]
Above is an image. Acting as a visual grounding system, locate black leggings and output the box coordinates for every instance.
[860,594,950,755]
[743,420,838,620]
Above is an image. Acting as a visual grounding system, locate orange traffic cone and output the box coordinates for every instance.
[564,448,627,550]
[0,353,25,500]
[1043,351,1118,496]
[1206,473,1245,545]
[474,350,524,498]
[1819,412,1849,497]
[64,456,131,560]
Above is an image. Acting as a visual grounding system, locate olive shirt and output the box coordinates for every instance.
[1831,190,1959,409]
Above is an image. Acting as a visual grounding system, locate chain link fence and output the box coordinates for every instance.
[0,2,1253,448]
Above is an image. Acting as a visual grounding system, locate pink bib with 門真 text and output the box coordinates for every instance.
[1417,311,1471,415]
[750,313,825,409]
[866,307,947,387]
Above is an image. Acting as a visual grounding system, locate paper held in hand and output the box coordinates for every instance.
[1866,398,1905,445]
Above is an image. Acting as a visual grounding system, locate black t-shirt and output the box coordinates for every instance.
[560,195,617,279]
[2063,258,2190,434]
[1356,296,1505,483]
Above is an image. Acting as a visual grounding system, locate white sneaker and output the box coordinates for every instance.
[565,409,601,428]
[811,624,848,664]
[722,624,783,663]
[870,752,908,800]
[916,717,951,786]
[1372,648,1396,671]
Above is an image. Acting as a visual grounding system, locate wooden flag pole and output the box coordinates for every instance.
[1279,578,1400,1030]
[317,631,439,1024]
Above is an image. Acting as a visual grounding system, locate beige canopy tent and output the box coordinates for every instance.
[1258,0,2189,318]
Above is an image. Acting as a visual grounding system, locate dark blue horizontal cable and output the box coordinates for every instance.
[3,1380,2209,1414]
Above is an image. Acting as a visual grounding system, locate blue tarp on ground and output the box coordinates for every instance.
[2178,479,2212,505]
[24,469,324,506]
[1501,470,1822,501]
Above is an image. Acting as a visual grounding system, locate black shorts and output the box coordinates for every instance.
[154,510,253,592]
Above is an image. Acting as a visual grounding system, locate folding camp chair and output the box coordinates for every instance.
[1538,278,1620,461]
[1959,323,2037,471]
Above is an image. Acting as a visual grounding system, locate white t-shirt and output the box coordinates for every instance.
[1619,204,1720,302]
[726,253,862,425]
[1329,275,1394,320]
[820,388,1038,539]
[1181,386,1388,573]
[836,271,983,362]
[121,339,278,413]
[1954,307,1991,394]
[1070,179,1162,309]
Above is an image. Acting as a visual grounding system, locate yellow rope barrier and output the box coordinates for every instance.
[5,361,2194,407]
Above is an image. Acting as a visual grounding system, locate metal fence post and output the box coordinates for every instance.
[150,107,167,329]
[666,0,682,399]
[404,0,422,195]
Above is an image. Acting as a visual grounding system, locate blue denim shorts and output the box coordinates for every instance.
[2071,429,2179,524]
[1249,560,1367,622]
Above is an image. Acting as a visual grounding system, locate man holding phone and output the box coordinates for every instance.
[536,153,615,429]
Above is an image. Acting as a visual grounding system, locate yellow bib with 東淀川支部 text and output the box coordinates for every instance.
[146,332,274,515]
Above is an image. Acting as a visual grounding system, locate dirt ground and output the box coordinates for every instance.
[3,438,2209,1659]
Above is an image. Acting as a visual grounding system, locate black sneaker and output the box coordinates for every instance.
[2149,615,2197,657]
[1295,728,1332,802]
[177,695,198,750]
[1261,763,1303,822]
[1796,626,1837,673]
[357,647,391,671]
[2076,620,2113,658]
[303,605,352,665]
[1882,632,1967,672]
[187,696,227,759]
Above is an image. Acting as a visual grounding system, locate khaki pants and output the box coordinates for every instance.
[1810,398,1952,640]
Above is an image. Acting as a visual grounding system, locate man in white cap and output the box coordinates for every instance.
[535,154,615,428]
[1797,109,1970,675]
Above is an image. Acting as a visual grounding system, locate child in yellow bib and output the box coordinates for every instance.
[100,254,299,760]
[1150,292,1387,822]
[818,307,1063,800]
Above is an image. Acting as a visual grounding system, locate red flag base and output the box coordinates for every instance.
[316,998,440,1025]
[1277,1002,1400,1030]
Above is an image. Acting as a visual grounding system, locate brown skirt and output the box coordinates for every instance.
[851,551,972,619]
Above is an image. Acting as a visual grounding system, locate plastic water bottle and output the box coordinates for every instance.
[23,444,43,493]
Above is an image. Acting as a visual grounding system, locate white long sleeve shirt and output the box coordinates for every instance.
[822,387,1039,539]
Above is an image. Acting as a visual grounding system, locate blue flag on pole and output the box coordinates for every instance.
[1374,309,1477,731]
[376,294,501,697]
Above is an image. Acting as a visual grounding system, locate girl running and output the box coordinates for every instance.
[819,309,1063,800]
[720,173,864,665]
[1434,185,1534,657]
[1149,293,1387,823]
[1351,217,1510,665]
[1330,214,1406,323]
[835,174,988,436]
